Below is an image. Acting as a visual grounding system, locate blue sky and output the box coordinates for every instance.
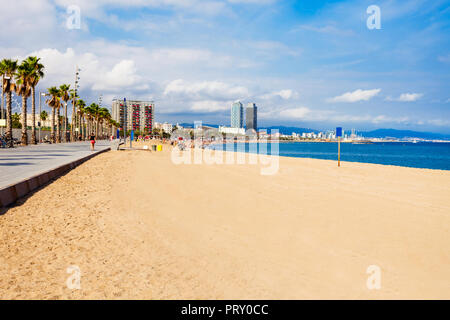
[1,0,449,132]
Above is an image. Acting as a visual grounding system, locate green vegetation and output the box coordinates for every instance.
[1,55,120,145]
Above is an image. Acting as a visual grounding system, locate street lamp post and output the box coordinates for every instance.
[72,67,81,141]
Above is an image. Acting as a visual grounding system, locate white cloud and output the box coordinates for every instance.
[260,89,298,100]
[191,100,230,112]
[398,93,423,102]
[427,119,450,126]
[327,89,381,103]
[386,93,423,102]
[0,0,58,45]
[164,79,249,101]
[263,107,413,125]
[23,48,146,94]
[92,60,147,91]
[278,107,310,119]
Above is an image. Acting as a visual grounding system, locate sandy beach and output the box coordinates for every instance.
[0,144,449,299]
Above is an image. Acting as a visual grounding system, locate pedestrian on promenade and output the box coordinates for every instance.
[90,133,96,151]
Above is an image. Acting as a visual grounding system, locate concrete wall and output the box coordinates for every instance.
[0,128,56,144]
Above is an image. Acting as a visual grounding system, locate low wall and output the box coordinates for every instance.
[0,128,63,144]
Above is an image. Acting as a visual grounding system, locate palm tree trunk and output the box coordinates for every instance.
[56,107,61,143]
[21,95,28,145]
[63,102,67,142]
[81,115,84,140]
[1,91,4,120]
[31,87,37,144]
[78,114,83,138]
[6,91,12,146]
[83,117,86,140]
[79,114,82,140]
[51,107,55,143]
[71,99,76,141]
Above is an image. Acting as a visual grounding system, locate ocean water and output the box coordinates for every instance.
[209,142,450,170]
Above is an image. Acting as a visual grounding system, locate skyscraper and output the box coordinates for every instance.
[231,101,243,128]
[246,103,257,131]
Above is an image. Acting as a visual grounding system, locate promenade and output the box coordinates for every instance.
[0,141,110,207]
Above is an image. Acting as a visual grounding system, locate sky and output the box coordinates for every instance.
[1,0,449,133]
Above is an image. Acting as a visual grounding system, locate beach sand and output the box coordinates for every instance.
[0,144,449,299]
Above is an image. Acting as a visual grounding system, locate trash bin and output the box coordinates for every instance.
[157,145,163,152]
[152,145,157,151]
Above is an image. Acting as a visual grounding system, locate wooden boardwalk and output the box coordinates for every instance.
[0,141,110,207]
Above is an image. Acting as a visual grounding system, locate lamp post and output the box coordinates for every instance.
[72,66,81,141]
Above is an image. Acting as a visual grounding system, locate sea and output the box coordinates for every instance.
[208,142,450,170]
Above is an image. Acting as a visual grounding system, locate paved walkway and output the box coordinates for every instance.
[0,141,110,190]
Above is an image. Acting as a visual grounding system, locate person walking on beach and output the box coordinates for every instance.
[90,133,96,151]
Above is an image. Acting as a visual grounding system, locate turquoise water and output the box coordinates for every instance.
[210,142,450,170]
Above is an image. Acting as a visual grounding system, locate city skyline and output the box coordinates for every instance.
[1,0,449,133]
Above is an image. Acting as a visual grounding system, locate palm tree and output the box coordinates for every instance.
[98,107,110,138]
[87,103,100,137]
[84,104,94,138]
[59,84,70,142]
[40,110,48,122]
[24,57,44,144]
[46,86,61,143]
[15,59,34,145]
[69,89,78,141]
[0,59,18,146]
[39,110,48,126]
[76,99,86,140]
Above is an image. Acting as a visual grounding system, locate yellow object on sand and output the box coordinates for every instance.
[157,145,163,151]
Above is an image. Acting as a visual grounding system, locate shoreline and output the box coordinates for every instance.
[202,144,450,172]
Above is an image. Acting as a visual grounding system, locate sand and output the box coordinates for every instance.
[0,143,449,299]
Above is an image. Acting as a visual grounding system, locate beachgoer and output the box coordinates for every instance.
[90,133,96,151]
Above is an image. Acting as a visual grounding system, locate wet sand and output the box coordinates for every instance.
[0,145,449,299]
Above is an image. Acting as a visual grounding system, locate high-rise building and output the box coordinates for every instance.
[245,103,257,131]
[231,101,243,128]
[112,99,154,133]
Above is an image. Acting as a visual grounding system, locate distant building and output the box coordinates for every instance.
[112,99,154,133]
[245,103,257,131]
[231,101,244,128]
[219,126,246,135]
[155,122,173,133]
[25,114,52,128]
